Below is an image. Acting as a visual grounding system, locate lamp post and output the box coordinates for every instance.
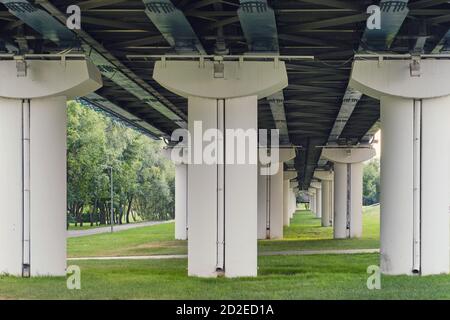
[109,166,113,233]
[104,165,114,233]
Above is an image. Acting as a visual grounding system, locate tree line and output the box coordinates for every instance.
[67,101,175,228]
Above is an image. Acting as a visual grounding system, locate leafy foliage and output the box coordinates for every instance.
[67,101,174,227]
[363,158,380,205]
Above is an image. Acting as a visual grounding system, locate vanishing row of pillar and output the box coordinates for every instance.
[306,147,375,240]
[174,156,300,242]
[1,56,449,278]
[165,57,450,277]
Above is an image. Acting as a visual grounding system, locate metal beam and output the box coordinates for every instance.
[237,0,291,145]
[142,0,206,54]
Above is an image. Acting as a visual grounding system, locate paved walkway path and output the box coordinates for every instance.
[67,220,173,238]
[68,248,380,261]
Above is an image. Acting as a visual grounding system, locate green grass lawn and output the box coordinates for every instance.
[3,205,450,300]
[68,206,380,258]
[68,222,186,258]
[260,205,380,253]
[3,254,450,299]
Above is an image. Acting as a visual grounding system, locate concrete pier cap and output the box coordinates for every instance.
[0,58,102,99]
[284,171,298,180]
[153,59,288,99]
[278,147,296,163]
[310,181,322,189]
[322,147,376,164]
[349,59,450,99]
[314,170,334,181]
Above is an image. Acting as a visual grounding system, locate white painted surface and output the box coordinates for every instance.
[290,188,296,218]
[187,96,258,278]
[187,97,218,277]
[257,171,269,239]
[0,60,102,99]
[0,60,101,277]
[283,180,290,227]
[309,188,316,214]
[29,97,67,276]
[321,180,332,227]
[175,164,188,240]
[322,147,376,164]
[420,96,450,275]
[349,162,363,238]
[315,186,322,219]
[0,97,68,277]
[333,163,347,239]
[350,60,450,100]
[269,168,284,239]
[154,59,289,278]
[153,60,288,100]
[224,96,258,278]
[352,59,450,276]
[0,98,23,276]
[380,97,414,275]
[322,148,373,239]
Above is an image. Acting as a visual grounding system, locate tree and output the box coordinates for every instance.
[363,158,380,205]
[67,101,175,229]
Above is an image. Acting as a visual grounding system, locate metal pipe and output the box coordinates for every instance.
[126,54,315,61]
[216,99,225,271]
[110,167,114,233]
[412,99,422,274]
[22,99,31,277]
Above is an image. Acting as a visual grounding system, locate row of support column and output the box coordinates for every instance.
[283,171,297,227]
[322,148,375,239]
[257,150,296,240]
[289,182,298,220]
[5,56,446,279]
[314,171,334,227]
[158,57,450,278]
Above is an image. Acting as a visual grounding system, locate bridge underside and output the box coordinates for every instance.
[3,0,448,189]
[1,0,450,278]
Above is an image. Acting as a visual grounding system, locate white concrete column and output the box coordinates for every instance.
[0,58,102,277]
[289,184,296,218]
[311,181,322,219]
[322,148,375,239]
[175,164,188,240]
[333,163,347,238]
[321,181,332,227]
[314,170,334,227]
[350,58,450,275]
[283,180,290,227]
[380,96,450,275]
[154,59,287,277]
[283,171,297,227]
[269,168,284,239]
[258,148,296,239]
[257,168,269,239]
[308,188,316,214]
[186,96,258,278]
